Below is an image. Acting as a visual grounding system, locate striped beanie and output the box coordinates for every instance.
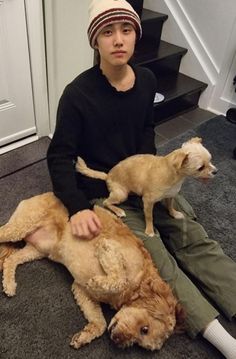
[88,0,142,48]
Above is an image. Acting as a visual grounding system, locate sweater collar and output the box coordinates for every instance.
[96,64,137,95]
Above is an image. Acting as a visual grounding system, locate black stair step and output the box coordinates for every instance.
[134,39,187,73]
[156,72,207,102]
[141,9,168,43]
[154,73,208,123]
[141,8,168,23]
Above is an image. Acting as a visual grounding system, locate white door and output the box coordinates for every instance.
[0,0,36,147]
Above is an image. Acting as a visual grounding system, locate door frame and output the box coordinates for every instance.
[25,0,50,137]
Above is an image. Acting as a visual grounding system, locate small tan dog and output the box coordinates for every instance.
[0,193,184,351]
[77,137,217,236]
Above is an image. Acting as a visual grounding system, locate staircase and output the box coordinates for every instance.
[129,2,207,124]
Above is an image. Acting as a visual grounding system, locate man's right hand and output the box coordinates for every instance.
[69,209,102,240]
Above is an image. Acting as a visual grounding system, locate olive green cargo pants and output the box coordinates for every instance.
[93,195,236,338]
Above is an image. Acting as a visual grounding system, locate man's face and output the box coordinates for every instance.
[96,22,136,67]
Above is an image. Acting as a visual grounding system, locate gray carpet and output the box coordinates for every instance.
[0,116,235,359]
[0,137,50,179]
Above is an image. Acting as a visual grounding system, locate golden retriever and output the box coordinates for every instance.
[76,137,217,236]
[0,192,184,350]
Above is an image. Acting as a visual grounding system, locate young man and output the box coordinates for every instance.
[46,0,236,357]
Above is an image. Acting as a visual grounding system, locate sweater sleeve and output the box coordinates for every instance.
[47,87,92,216]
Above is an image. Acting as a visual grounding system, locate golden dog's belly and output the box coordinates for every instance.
[55,233,102,286]
[54,229,145,292]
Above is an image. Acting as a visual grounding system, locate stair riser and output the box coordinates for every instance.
[154,91,202,123]
[139,55,183,74]
[127,0,143,17]
[142,20,165,44]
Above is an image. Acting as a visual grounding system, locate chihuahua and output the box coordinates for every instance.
[76,137,217,236]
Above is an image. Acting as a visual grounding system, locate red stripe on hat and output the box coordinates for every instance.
[88,8,140,35]
[89,13,140,38]
[90,16,140,47]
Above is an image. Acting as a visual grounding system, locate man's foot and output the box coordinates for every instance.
[203,319,236,359]
[226,108,236,124]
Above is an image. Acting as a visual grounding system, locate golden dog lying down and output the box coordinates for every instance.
[77,137,217,236]
[0,193,184,350]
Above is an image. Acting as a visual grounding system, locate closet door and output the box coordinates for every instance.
[0,0,36,147]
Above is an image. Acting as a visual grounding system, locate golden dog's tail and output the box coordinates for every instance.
[76,157,108,181]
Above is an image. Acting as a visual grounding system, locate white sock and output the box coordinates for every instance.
[203,319,236,359]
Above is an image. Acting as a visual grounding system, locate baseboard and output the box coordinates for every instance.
[0,135,39,155]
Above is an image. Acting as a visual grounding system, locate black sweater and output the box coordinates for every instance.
[47,64,157,216]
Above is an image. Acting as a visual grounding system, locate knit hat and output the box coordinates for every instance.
[88,0,142,48]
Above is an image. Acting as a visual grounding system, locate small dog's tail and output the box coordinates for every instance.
[76,157,108,181]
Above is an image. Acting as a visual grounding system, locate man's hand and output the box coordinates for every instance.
[70,209,102,240]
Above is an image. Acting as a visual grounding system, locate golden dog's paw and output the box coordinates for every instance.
[70,323,106,349]
[87,275,128,294]
[70,331,87,349]
[3,281,17,297]
[86,277,100,292]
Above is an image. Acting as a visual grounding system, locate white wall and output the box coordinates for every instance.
[44,0,93,132]
[144,0,236,114]
[179,0,236,72]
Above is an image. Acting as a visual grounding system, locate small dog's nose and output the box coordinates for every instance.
[111,332,125,345]
[212,168,218,175]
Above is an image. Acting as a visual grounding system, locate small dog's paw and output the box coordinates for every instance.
[115,208,126,218]
[3,281,17,297]
[145,229,155,237]
[172,211,185,220]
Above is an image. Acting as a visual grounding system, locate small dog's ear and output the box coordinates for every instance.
[173,152,189,170]
[182,137,202,148]
[190,137,202,143]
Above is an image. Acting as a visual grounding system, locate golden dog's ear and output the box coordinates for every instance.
[150,277,171,298]
[174,303,186,334]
